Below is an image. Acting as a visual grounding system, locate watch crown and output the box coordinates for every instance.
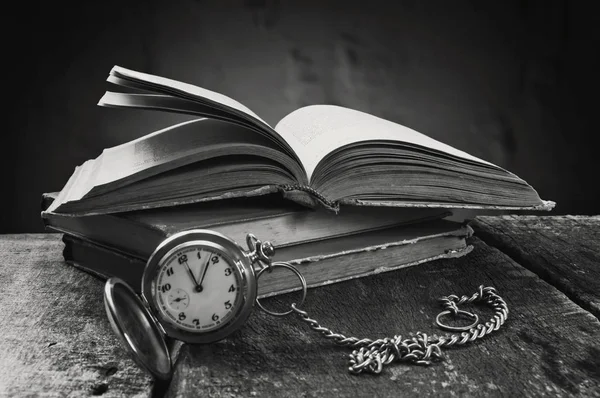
[261,241,275,258]
[246,234,276,269]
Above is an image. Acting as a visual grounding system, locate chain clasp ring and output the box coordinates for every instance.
[256,262,307,317]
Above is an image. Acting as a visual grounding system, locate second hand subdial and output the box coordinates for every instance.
[167,288,190,311]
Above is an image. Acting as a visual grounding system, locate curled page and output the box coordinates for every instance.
[103,66,303,167]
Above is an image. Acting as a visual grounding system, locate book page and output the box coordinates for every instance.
[48,118,300,211]
[105,67,303,166]
[94,118,286,189]
[275,105,493,181]
[100,92,252,126]
[111,66,270,127]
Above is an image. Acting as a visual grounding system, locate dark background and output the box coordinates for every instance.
[3,0,599,233]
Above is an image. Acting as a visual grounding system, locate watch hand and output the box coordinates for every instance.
[183,261,202,292]
[198,255,211,288]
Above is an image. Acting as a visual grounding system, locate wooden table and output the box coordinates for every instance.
[1,216,599,397]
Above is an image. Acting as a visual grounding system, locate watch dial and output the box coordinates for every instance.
[154,245,242,332]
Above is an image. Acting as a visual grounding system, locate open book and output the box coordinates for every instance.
[48,66,554,215]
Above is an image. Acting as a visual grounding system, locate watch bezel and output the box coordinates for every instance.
[141,229,257,344]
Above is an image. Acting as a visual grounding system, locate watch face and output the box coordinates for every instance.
[153,244,243,333]
[143,230,258,344]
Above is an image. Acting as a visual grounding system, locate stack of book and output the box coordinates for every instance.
[42,66,553,297]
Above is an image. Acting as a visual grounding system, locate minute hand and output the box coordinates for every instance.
[198,255,211,288]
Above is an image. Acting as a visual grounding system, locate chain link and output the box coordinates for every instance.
[290,285,508,375]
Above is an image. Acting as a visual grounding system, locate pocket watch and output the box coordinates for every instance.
[103,229,303,380]
[103,229,508,380]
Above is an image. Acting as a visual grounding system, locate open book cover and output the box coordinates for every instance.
[48,66,555,216]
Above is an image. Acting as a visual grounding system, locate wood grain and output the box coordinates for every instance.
[472,215,600,319]
[3,221,600,397]
[166,237,600,397]
[0,234,152,397]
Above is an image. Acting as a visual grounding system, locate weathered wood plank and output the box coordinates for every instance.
[166,237,600,397]
[472,215,600,319]
[0,234,152,397]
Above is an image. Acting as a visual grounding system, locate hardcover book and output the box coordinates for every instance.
[42,193,472,297]
[59,222,472,298]
[42,193,449,260]
[46,66,554,216]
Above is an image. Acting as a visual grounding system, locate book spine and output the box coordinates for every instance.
[278,184,339,213]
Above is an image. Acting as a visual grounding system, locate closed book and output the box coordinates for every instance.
[61,220,473,297]
[41,192,451,260]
